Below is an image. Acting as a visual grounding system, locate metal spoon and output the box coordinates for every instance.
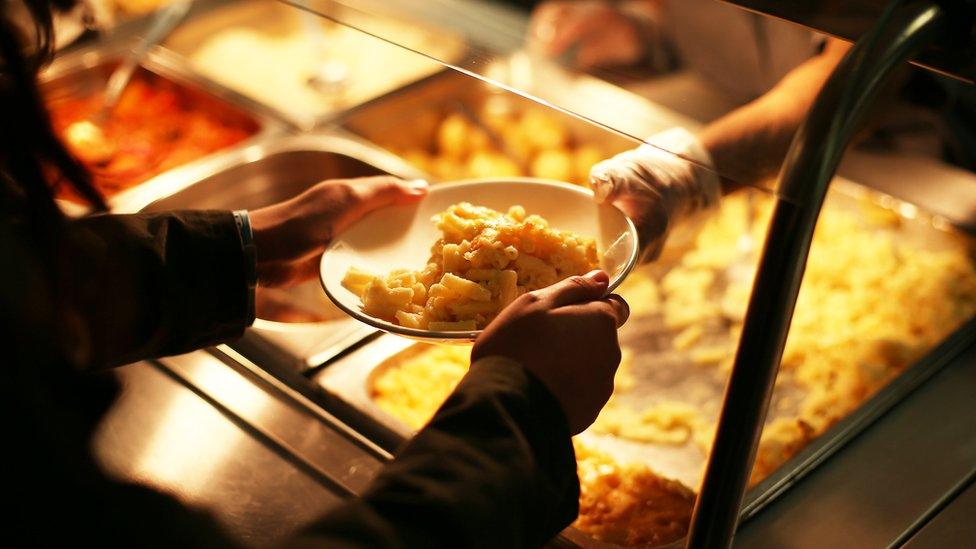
[64,1,192,162]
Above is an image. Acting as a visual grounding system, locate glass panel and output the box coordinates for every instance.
[275,0,754,187]
[274,0,851,194]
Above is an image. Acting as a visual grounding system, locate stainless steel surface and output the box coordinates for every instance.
[92,352,386,546]
[721,0,976,83]
[136,133,425,369]
[100,0,192,115]
[735,344,976,548]
[902,473,976,548]
[314,335,416,436]
[690,4,949,547]
[164,0,465,130]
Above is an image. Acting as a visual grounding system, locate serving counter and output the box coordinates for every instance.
[50,0,976,546]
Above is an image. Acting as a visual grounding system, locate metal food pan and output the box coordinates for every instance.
[337,64,700,178]
[135,132,426,370]
[163,0,466,130]
[313,179,976,546]
[41,37,286,214]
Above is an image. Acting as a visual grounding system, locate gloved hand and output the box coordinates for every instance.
[590,128,722,262]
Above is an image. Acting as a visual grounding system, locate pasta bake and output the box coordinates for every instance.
[342,202,599,331]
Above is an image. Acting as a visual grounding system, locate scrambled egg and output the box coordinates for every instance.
[343,203,598,331]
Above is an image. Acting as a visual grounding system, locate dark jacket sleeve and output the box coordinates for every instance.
[293,356,580,549]
[64,211,250,369]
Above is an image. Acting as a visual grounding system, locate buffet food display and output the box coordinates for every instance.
[164,0,464,125]
[47,2,976,546]
[46,68,258,202]
[391,106,608,186]
[360,188,976,545]
[343,202,599,331]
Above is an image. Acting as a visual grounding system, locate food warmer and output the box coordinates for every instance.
[57,0,976,547]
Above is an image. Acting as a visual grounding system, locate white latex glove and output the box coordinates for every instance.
[590,128,721,263]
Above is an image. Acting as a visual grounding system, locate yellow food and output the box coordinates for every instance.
[397,106,613,187]
[618,190,976,485]
[343,203,599,330]
[372,345,470,429]
[362,186,976,544]
[112,0,168,15]
[365,188,976,545]
[576,444,695,547]
[530,149,575,182]
[467,150,521,179]
[371,344,694,546]
[749,418,815,484]
[591,401,707,446]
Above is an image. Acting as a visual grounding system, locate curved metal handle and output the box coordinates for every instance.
[686,2,949,547]
[102,0,192,114]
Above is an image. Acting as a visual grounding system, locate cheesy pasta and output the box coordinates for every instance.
[342,202,599,330]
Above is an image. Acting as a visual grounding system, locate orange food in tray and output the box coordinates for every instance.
[47,71,258,202]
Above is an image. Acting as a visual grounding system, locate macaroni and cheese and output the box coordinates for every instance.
[342,202,599,331]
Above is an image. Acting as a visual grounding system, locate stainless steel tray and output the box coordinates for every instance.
[41,37,288,213]
[163,0,466,130]
[337,62,700,172]
[40,38,287,211]
[313,179,976,546]
[135,132,426,369]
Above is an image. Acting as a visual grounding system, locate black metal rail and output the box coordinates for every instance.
[687,2,953,547]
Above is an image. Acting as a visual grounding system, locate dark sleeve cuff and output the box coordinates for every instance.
[67,210,250,368]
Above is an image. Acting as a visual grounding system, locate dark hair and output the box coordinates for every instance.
[1,0,107,221]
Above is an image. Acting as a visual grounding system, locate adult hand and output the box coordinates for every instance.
[249,176,427,287]
[472,270,629,434]
[528,0,646,70]
[590,128,721,262]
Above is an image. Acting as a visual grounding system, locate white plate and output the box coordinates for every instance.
[320,178,639,343]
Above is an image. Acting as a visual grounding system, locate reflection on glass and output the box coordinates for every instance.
[277,0,828,194]
[166,0,460,126]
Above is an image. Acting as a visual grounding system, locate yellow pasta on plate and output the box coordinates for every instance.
[341,202,599,331]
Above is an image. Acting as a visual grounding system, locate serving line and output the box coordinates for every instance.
[313,176,976,547]
[45,6,976,546]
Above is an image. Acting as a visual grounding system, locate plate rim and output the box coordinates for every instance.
[320,177,640,341]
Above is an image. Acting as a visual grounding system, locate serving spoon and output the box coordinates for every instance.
[63,0,192,163]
